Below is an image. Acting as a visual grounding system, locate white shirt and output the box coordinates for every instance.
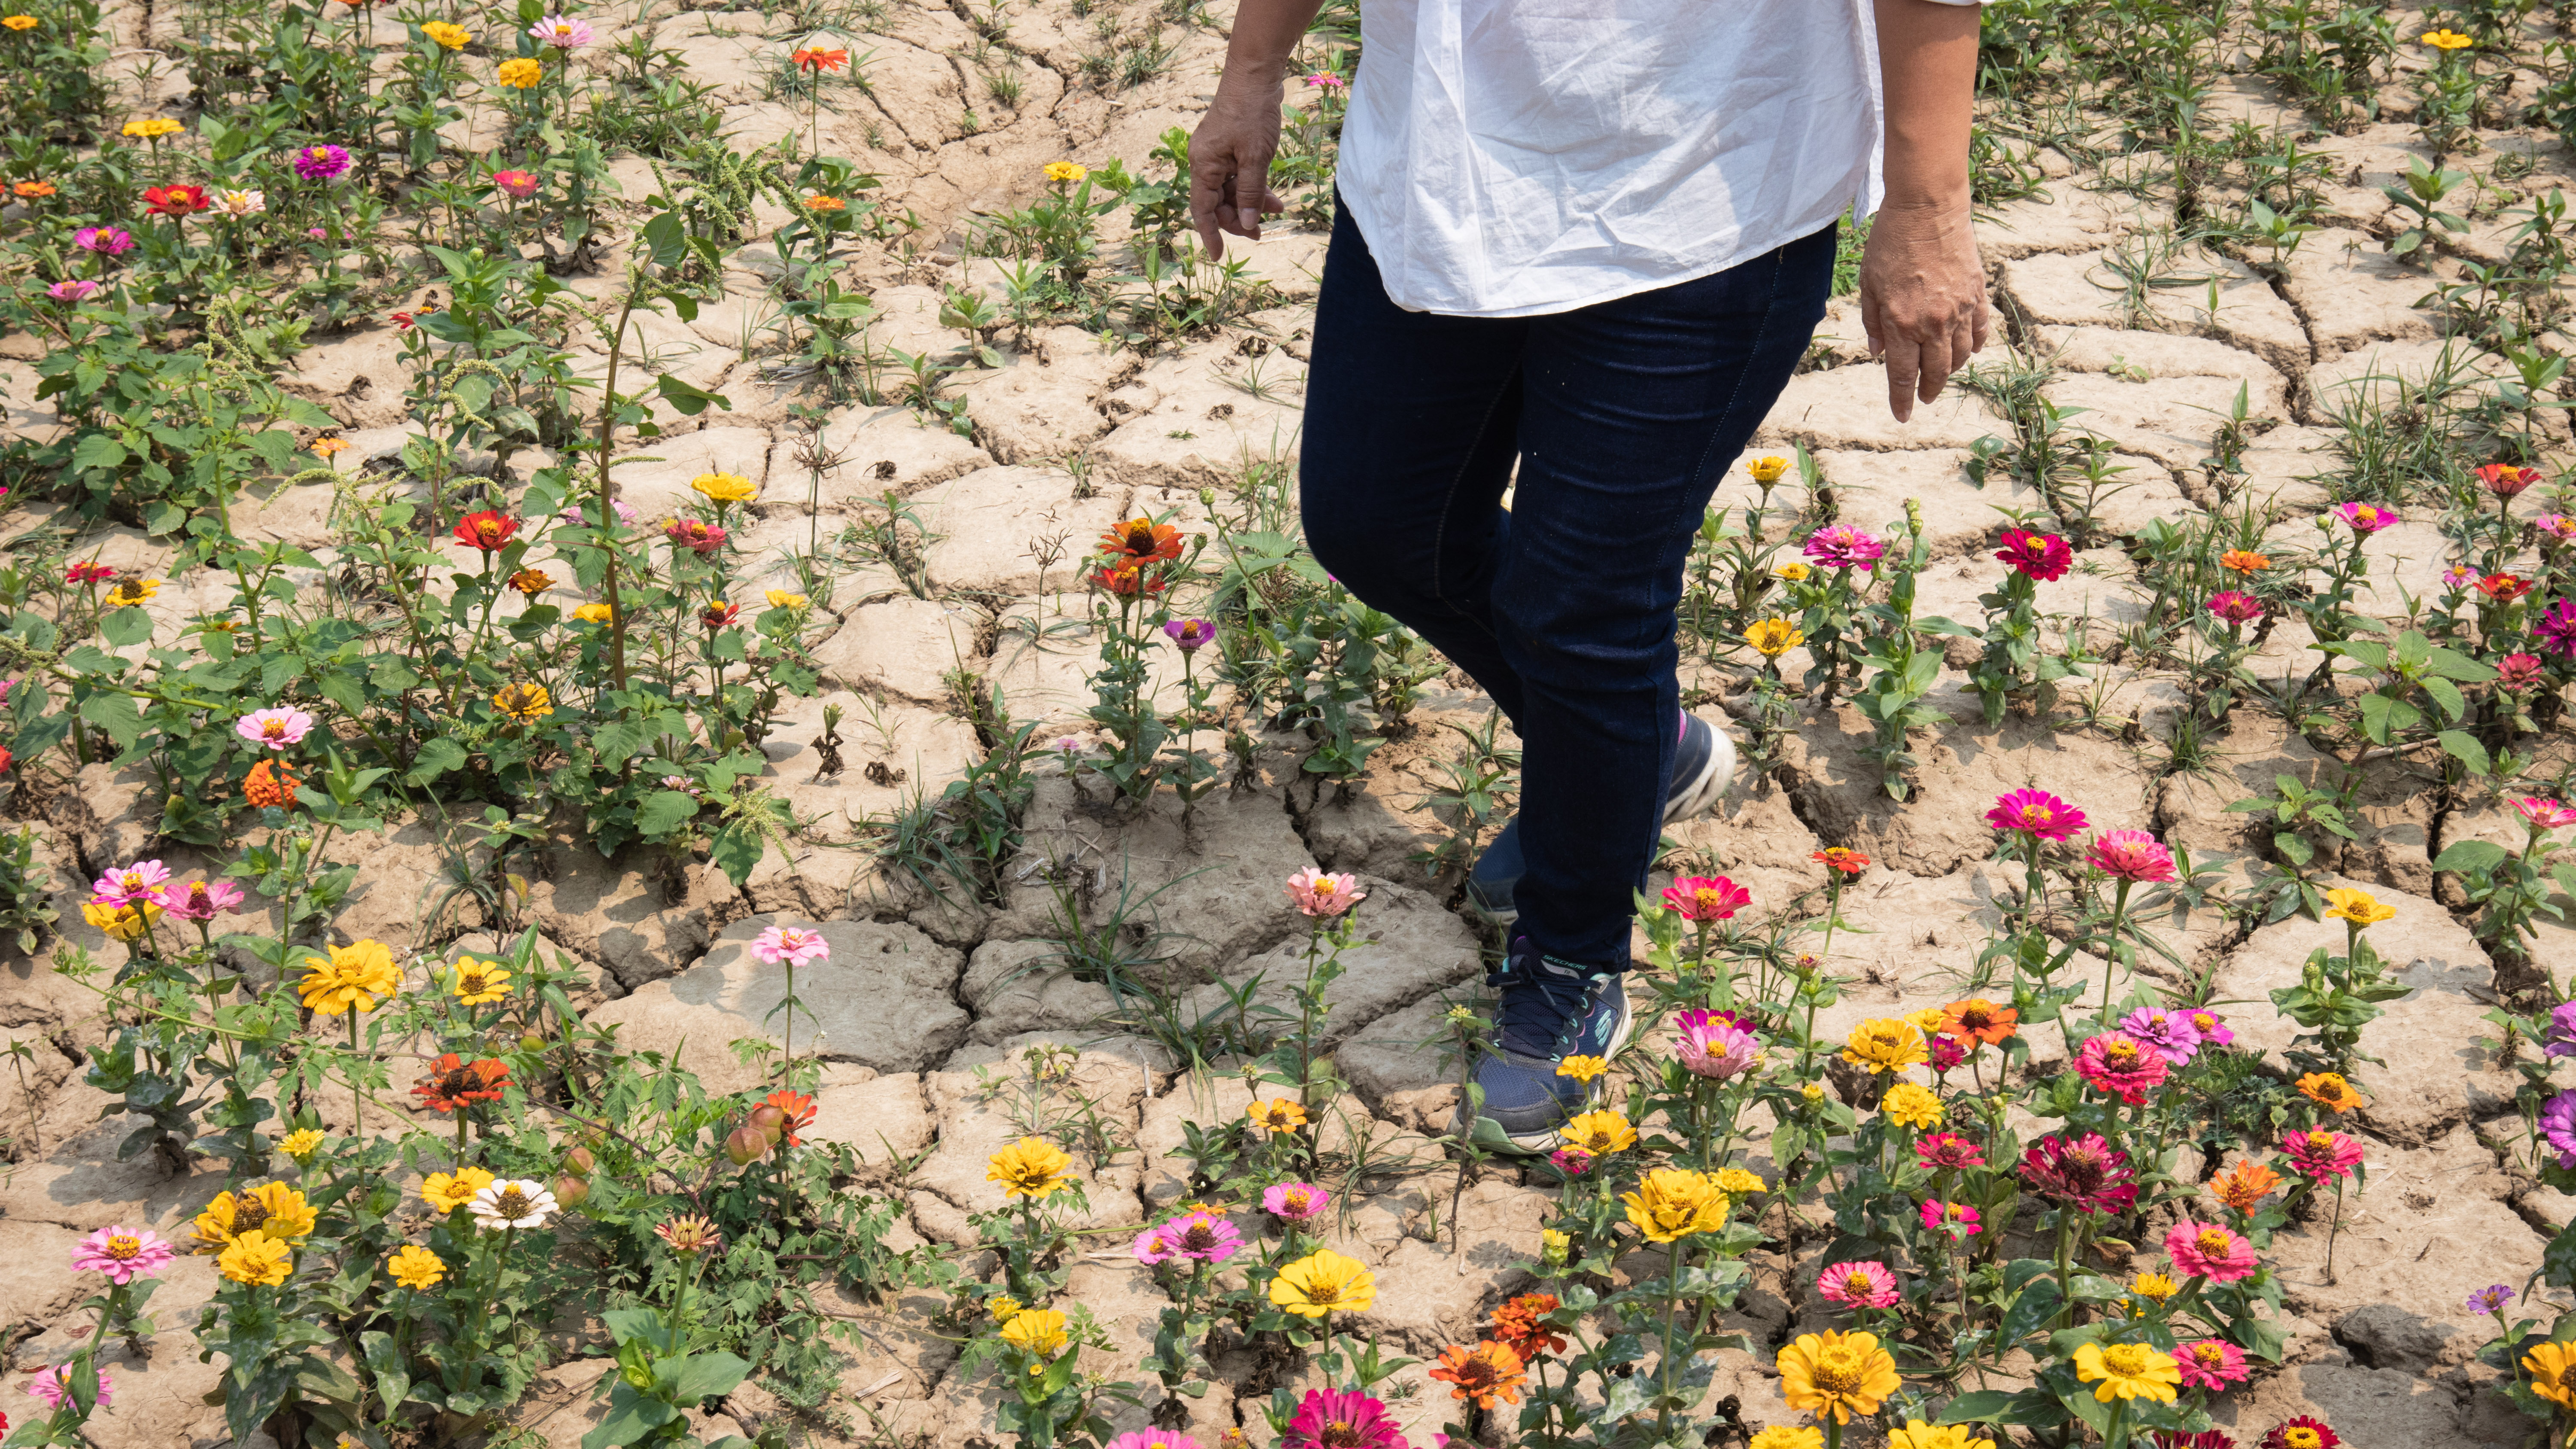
[1336,0,1981,317]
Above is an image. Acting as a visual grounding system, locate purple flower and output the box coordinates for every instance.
[2181,1007,2233,1047]
[2335,500,2400,533]
[2116,1006,2201,1066]
[291,144,352,182]
[2467,1284,2515,1316]
[2542,1089,2576,1168]
[2547,1002,2576,1060]
[1161,618,1212,652]
[73,226,134,255]
[1801,524,1886,572]
[2537,599,2576,660]
[47,279,99,301]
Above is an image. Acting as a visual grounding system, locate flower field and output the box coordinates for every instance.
[2,0,2576,1446]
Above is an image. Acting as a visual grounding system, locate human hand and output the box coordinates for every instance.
[1856,202,1990,422]
[1188,89,1287,260]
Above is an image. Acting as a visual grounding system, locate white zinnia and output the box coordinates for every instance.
[215,189,265,217]
[467,1178,559,1230]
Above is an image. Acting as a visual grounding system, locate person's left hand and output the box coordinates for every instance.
[1857,202,1990,423]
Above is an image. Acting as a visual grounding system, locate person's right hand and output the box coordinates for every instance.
[1188,89,1287,261]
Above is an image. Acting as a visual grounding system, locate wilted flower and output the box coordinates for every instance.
[412,1053,510,1112]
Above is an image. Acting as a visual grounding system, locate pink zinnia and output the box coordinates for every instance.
[2183,1008,2234,1047]
[2335,500,2399,533]
[1919,1199,1981,1238]
[2536,514,2576,542]
[1283,1388,1405,1449]
[1132,1210,1240,1266]
[529,13,594,46]
[2174,1337,2251,1391]
[1662,874,1750,922]
[24,1362,112,1410]
[2076,1032,2169,1105]
[1916,1132,1984,1169]
[750,924,830,966]
[290,144,351,182]
[2283,1128,2364,1183]
[152,877,246,921]
[2499,653,2546,691]
[1801,524,1886,572]
[491,169,540,198]
[72,1225,174,1284]
[1262,1181,1331,1222]
[1549,1147,1593,1178]
[1817,1259,1900,1309]
[235,707,316,750]
[1284,867,1364,918]
[73,226,134,255]
[47,279,98,301]
[1302,72,1347,90]
[2165,1219,2259,1283]
[1673,1008,1761,1080]
[1105,1434,1200,1449]
[1995,527,2074,581]
[2206,591,2264,624]
[664,518,728,554]
[2512,798,2576,833]
[2117,1007,2201,1066]
[90,858,171,907]
[1987,788,2087,841]
[2087,829,2175,883]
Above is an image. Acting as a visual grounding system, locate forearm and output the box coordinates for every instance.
[1214,0,1327,104]
[1874,0,1980,212]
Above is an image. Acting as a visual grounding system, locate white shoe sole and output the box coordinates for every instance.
[1662,716,1738,825]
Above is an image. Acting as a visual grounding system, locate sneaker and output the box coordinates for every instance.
[1450,941,1636,1153]
[1465,712,1737,927]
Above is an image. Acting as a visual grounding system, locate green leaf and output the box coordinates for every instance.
[580,1381,677,1449]
[2433,839,2509,874]
[654,374,731,416]
[99,606,153,647]
[660,1351,750,1403]
[2437,730,2491,776]
[70,432,128,472]
[406,737,469,787]
[79,691,145,748]
[709,822,766,887]
[635,789,701,837]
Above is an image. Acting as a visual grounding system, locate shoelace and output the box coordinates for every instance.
[1485,948,1593,1058]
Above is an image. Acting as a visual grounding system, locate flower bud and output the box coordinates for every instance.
[564,1146,595,1177]
[553,1173,589,1208]
[725,1125,768,1165]
[520,1032,547,1053]
[749,1104,787,1144]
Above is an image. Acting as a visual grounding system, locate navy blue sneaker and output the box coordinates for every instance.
[1451,940,1635,1153]
[1466,712,1737,928]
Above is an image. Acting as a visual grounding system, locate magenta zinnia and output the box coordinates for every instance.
[1662,874,1750,922]
[1132,1209,1243,1266]
[1987,788,2087,841]
[2283,1128,2363,1183]
[1995,527,2073,581]
[1674,1008,1761,1080]
[1916,1131,1984,1169]
[2174,1337,2250,1390]
[2334,500,2398,533]
[1817,1259,1900,1308]
[2206,591,2264,624]
[2087,829,2175,883]
[2164,1219,2258,1283]
[1282,1386,1408,1449]
[1801,524,1886,571]
[2020,1132,2138,1214]
[2076,1032,2169,1105]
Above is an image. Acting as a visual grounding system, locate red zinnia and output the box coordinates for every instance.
[2476,463,2540,499]
[2260,1417,2339,1449]
[412,1053,510,1112]
[67,561,115,584]
[1811,846,1869,875]
[2019,1132,2138,1215]
[699,601,741,630]
[761,1089,817,1147]
[1090,563,1168,596]
[1995,527,2073,581]
[143,183,210,216]
[2476,573,2533,603]
[453,510,520,552]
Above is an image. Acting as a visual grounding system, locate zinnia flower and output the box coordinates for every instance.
[2334,500,2398,533]
[411,1053,510,1112]
[1842,1017,1927,1075]
[386,1244,447,1289]
[2541,600,2576,659]
[1662,874,1750,921]
[2527,1343,2576,1409]
[2087,829,2176,883]
[2321,887,2394,927]
[1043,161,1088,184]
[2020,1132,2138,1214]
[665,518,728,554]
[1917,1132,1984,1169]
[1284,866,1364,917]
[1775,1330,1898,1423]
[1487,1293,1565,1361]
[2283,1128,2364,1182]
[1099,517,1182,566]
[2074,1341,2181,1403]
[1427,1340,1526,1408]
[73,1225,174,1283]
[24,1362,113,1410]
[2207,591,2264,624]
[1621,1168,1729,1242]
[1996,527,2073,580]
[1558,1109,1638,1157]
[2477,462,2541,497]
[1920,1199,1981,1238]
[213,187,264,216]
[1744,617,1804,656]
[292,144,351,181]
[492,683,552,722]
[74,225,134,254]
[2184,1008,2234,1048]
[1812,846,1868,875]
[2175,1338,2250,1390]
[47,279,99,302]
[1801,524,1886,571]
[1939,997,2016,1045]
[1987,787,2087,840]
[2219,548,2269,574]
[2077,1032,2168,1104]
[2467,1284,2514,1316]
[1817,1259,1900,1309]
[422,1166,496,1212]
[1245,1098,1309,1134]
[492,168,539,197]
[2116,1006,2200,1065]
[1881,1082,1944,1129]
[191,1181,317,1250]
[245,759,299,809]
[986,1136,1072,1198]
[1133,1209,1242,1266]
[421,20,470,47]
[690,471,755,504]
[750,923,830,965]
[143,183,210,216]
[1163,617,1213,651]
[2512,797,2576,833]
[467,1178,559,1230]
[236,707,315,749]
[1282,1388,1405,1449]
[1262,1181,1329,1222]
[2477,573,2533,603]
[298,938,400,1015]
[453,510,519,552]
[90,858,171,906]
[529,13,593,46]
[2208,1158,2281,1213]
[791,44,847,70]
[2261,1416,2340,1449]
[2164,1219,2258,1282]
[1269,1248,1375,1317]
[1674,1008,1761,1080]
[998,1307,1067,1361]
[2297,1071,2364,1114]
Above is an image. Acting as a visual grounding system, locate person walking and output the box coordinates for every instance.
[1189,0,1992,1150]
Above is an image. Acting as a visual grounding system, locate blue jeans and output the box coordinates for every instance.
[1301,203,1835,968]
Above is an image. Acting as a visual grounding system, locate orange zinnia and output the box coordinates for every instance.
[1939,998,2017,1045]
[2218,549,2269,575]
[244,759,300,809]
[1099,517,1183,566]
[791,45,847,71]
[13,180,55,198]
[2208,1158,2283,1212]
[1812,846,1869,875]
[1428,1340,1526,1408]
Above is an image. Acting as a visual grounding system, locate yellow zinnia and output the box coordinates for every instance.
[493,682,553,722]
[1776,1330,1899,1424]
[998,1307,1068,1366]
[194,1181,318,1251]
[1557,1109,1638,1157]
[690,472,755,503]
[1888,1422,1995,1449]
[1749,1430,1825,1449]
[2072,1340,2182,1403]
[1880,1082,1944,1130]
[1268,1248,1375,1318]
[387,1244,446,1290]
[2322,887,2395,927]
[3,14,39,28]
[2419,28,2473,49]
[122,116,181,137]
[573,603,614,624]
[986,1136,1073,1199]
[1841,1017,1928,1075]
[219,1230,294,1286]
[2128,1271,2180,1305]
[1775,561,1811,582]
[496,57,542,87]
[1043,161,1087,184]
[423,1166,496,1212]
[765,589,808,609]
[298,938,400,1015]
[83,898,161,941]
[451,957,512,1004]
[1743,617,1804,658]
[1621,1168,1729,1243]
[278,1128,327,1160]
[2526,1341,2576,1409]
[1555,1054,1609,1083]
[1715,1168,1768,1195]
[422,21,469,48]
